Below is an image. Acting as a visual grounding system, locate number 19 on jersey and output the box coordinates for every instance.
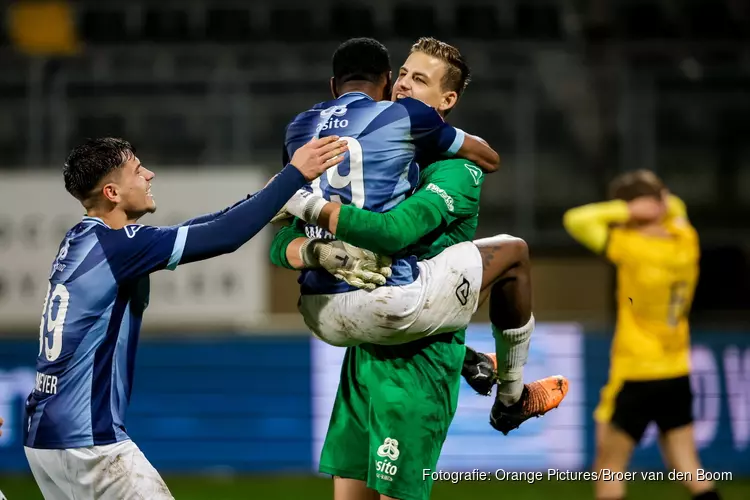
[38,283,70,362]
[311,137,366,208]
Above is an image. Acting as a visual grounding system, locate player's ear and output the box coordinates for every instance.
[330,77,338,99]
[101,183,121,204]
[438,91,458,114]
[383,71,393,101]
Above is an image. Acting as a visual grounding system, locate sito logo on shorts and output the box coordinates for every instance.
[375,437,400,481]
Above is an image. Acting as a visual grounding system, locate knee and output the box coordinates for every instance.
[594,439,630,472]
[500,235,529,266]
[512,237,529,262]
[476,234,529,264]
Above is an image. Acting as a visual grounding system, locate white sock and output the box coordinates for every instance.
[493,314,534,406]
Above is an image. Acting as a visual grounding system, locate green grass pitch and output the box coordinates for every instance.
[1,474,748,499]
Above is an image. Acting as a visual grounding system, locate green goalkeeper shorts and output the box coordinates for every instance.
[319,333,465,500]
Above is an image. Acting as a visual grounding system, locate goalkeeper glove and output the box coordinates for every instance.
[299,239,392,291]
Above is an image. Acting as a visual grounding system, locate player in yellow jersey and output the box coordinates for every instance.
[563,170,720,500]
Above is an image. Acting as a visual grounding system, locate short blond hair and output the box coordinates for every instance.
[410,37,471,101]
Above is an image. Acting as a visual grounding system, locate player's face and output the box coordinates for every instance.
[393,52,457,115]
[115,153,156,217]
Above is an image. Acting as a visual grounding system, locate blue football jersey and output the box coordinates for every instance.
[284,92,465,295]
[24,216,188,449]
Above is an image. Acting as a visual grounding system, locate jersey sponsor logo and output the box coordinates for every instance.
[464,164,483,186]
[320,105,348,118]
[50,238,70,277]
[426,183,454,211]
[377,437,400,460]
[375,437,400,481]
[316,105,350,134]
[124,225,143,239]
[316,117,349,133]
[455,277,471,306]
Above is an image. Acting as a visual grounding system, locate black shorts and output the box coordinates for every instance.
[611,375,694,443]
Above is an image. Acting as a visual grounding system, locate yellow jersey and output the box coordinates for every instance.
[563,195,700,381]
[606,218,700,380]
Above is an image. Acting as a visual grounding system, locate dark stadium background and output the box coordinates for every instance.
[0,1,749,499]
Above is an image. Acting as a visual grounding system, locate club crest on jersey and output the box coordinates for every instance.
[124,225,143,239]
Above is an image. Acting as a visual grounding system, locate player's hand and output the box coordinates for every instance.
[628,196,665,223]
[290,136,349,181]
[336,252,394,290]
[375,254,393,279]
[301,240,391,290]
[326,242,391,291]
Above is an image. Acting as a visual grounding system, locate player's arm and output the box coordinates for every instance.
[399,97,500,173]
[318,160,482,255]
[100,163,310,281]
[666,194,688,221]
[101,137,348,280]
[269,219,307,270]
[179,194,258,226]
[269,217,392,290]
[562,200,631,254]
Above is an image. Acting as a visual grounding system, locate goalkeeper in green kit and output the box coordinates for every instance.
[271,38,568,500]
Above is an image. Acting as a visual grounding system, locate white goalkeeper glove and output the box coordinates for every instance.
[275,189,328,225]
[299,239,392,291]
[270,207,294,225]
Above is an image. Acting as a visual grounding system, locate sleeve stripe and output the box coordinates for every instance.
[167,226,189,270]
[446,128,465,155]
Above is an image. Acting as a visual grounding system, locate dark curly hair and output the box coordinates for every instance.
[332,37,391,88]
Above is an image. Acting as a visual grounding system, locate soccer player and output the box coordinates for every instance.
[563,170,720,500]
[22,136,350,500]
[272,38,566,500]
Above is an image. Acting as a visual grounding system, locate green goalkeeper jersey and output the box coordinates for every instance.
[270,158,484,266]
[270,158,485,343]
[343,158,485,262]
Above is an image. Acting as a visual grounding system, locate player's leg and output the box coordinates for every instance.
[592,378,650,500]
[594,422,636,500]
[25,447,74,499]
[298,281,424,347]
[460,235,529,401]
[363,336,464,500]
[467,235,533,402]
[658,426,721,499]
[460,235,568,433]
[320,347,378,500]
[654,376,721,499]
[53,440,174,500]
[334,478,379,500]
